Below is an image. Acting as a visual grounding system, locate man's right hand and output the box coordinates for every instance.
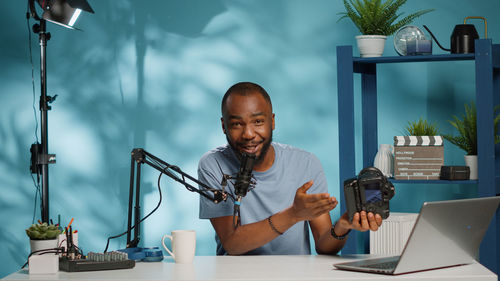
[290,180,338,221]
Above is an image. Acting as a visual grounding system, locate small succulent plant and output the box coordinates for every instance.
[26,222,61,240]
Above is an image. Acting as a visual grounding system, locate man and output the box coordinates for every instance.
[199,82,382,255]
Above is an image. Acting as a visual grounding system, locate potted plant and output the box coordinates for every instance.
[393,117,443,180]
[403,117,439,136]
[338,0,433,57]
[26,222,62,254]
[443,102,500,180]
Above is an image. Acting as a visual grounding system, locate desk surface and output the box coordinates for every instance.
[3,255,497,281]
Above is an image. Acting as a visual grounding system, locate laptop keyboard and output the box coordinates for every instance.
[363,260,398,270]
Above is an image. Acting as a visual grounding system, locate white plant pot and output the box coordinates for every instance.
[30,239,58,255]
[356,35,387,57]
[464,155,478,180]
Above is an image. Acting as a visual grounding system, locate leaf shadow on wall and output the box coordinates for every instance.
[56,0,228,251]
[0,0,227,265]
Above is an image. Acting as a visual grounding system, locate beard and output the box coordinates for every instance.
[227,133,273,166]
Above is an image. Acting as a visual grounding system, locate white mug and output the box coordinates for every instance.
[162,230,196,263]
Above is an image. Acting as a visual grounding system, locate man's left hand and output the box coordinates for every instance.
[336,211,383,232]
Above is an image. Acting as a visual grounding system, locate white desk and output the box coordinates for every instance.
[3,255,497,281]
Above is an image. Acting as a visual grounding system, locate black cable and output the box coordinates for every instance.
[70,243,84,257]
[21,247,64,269]
[27,2,39,144]
[103,152,235,252]
[58,234,84,257]
[27,0,41,225]
[30,174,41,224]
[103,170,164,252]
[216,159,240,228]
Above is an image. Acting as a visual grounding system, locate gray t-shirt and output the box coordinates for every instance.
[198,142,328,255]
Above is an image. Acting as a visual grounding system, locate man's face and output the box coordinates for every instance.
[222,92,275,164]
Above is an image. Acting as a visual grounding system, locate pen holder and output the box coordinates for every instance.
[58,232,78,253]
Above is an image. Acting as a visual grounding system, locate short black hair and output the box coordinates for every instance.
[221,82,272,115]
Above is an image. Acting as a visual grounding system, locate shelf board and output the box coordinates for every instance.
[389,179,478,184]
[353,53,475,64]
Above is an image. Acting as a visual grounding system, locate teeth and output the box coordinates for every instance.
[242,145,257,153]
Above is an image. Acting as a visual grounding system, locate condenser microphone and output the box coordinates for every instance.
[234,152,256,198]
[233,152,256,228]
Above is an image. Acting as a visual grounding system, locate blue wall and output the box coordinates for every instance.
[1,0,499,277]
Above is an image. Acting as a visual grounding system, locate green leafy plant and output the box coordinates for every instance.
[25,222,61,240]
[443,102,500,155]
[338,0,434,35]
[404,117,439,136]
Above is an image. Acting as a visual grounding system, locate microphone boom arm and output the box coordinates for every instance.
[126,148,232,248]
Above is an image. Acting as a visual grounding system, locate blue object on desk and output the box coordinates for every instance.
[143,247,164,262]
[117,247,163,262]
[118,247,145,261]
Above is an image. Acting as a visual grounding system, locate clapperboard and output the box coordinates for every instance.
[393,136,444,180]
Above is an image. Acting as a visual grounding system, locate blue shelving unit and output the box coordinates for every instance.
[336,39,499,273]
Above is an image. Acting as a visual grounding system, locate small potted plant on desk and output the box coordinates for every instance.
[26,222,62,255]
[443,102,500,180]
[338,0,433,57]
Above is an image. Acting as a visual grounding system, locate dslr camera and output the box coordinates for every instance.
[344,167,395,221]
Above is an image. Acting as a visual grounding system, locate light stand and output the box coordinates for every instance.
[29,12,58,224]
[28,0,94,223]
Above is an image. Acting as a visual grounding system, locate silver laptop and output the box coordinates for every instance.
[334,196,500,275]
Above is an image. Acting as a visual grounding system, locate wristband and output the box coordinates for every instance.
[330,222,351,240]
[267,216,283,235]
